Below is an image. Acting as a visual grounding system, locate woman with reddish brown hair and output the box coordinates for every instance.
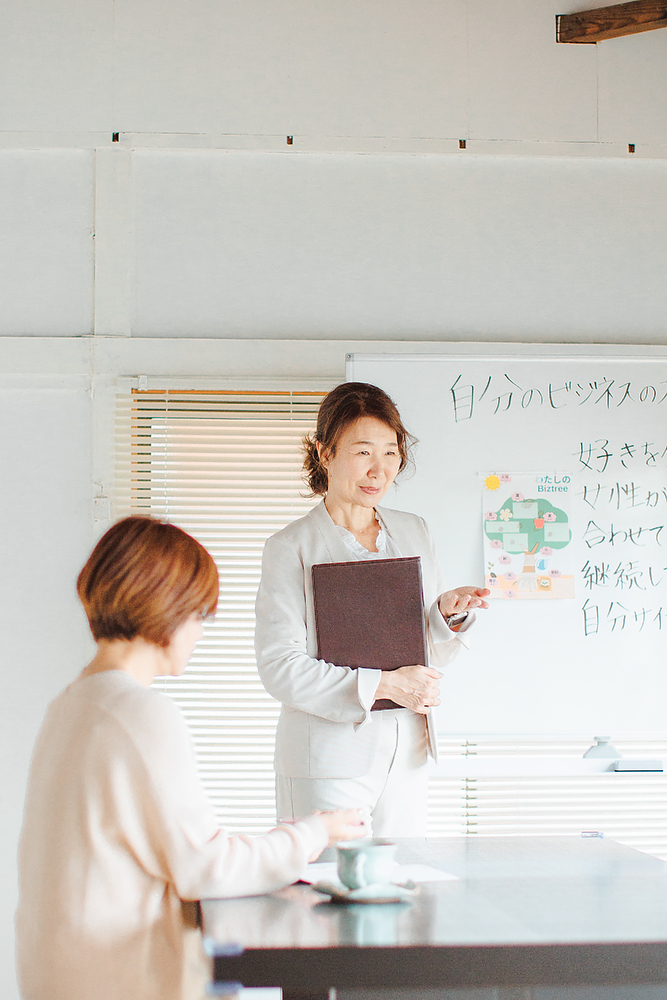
[256,382,489,837]
[16,516,362,1000]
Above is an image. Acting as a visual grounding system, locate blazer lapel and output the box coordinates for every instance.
[307,499,355,562]
[377,505,438,599]
[375,505,416,558]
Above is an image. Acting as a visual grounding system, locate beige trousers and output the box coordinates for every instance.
[276,709,429,837]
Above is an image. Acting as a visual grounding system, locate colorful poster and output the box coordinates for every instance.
[483,473,575,600]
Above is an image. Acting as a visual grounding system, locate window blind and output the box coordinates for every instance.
[430,739,667,858]
[115,387,667,857]
[115,389,326,833]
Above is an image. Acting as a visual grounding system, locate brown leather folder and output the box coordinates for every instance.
[311,556,427,710]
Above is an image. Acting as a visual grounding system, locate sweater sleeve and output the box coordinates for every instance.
[117,692,328,901]
[254,531,379,725]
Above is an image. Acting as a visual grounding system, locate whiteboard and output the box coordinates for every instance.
[347,352,667,738]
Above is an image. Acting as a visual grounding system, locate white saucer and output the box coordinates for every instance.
[311,879,419,904]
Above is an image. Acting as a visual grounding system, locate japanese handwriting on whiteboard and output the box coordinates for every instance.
[451,374,667,422]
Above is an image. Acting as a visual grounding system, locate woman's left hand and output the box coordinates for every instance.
[438,586,490,619]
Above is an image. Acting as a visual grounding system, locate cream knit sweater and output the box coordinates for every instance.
[16,671,327,1000]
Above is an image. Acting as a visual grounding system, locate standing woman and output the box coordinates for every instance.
[255,382,489,837]
[16,517,363,1000]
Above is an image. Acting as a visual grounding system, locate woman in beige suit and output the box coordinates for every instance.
[255,382,489,836]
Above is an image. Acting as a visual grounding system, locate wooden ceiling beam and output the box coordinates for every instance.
[557,0,667,42]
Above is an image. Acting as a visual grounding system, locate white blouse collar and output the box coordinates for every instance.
[333,510,401,560]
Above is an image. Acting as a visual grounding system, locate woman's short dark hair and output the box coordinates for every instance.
[77,517,219,648]
[303,382,415,496]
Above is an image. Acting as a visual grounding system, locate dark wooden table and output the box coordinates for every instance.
[200,836,667,998]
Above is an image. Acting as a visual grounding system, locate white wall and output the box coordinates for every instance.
[0,151,94,335]
[2,0,666,144]
[2,147,666,341]
[2,0,667,996]
[0,0,666,342]
[129,150,667,340]
[0,373,96,998]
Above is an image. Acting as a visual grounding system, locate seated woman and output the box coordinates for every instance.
[16,516,363,1000]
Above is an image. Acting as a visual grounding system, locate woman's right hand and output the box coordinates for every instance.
[312,809,368,851]
[374,664,442,714]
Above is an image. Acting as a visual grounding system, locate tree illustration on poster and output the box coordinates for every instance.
[483,474,575,599]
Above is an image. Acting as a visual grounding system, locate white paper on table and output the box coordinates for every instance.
[395,863,458,882]
[301,861,458,883]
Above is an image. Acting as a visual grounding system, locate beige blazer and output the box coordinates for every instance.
[255,500,470,779]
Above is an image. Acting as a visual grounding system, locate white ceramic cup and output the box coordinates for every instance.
[336,838,397,889]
